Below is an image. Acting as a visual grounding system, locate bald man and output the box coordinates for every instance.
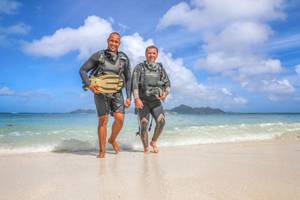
[80,32,131,158]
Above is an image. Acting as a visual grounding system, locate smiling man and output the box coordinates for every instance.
[132,45,171,153]
[79,32,131,158]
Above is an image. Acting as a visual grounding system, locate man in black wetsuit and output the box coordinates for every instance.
[132,45,170,153]
[79,32,131,158]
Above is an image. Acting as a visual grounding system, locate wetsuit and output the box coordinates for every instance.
[79,49,131,116]
[132,61,170,143]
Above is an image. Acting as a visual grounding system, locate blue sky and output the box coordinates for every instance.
[0,0,300,113]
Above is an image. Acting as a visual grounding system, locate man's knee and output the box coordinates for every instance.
[140,118,149,133]
[156,114,165,128]
[113,112,124,124]
[99,115,109,126]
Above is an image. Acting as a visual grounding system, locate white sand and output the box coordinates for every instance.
[0,139,300,200]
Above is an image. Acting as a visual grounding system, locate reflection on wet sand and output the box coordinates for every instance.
[96,152,169,199]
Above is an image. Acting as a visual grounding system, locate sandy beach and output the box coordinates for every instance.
[0,139,299,200]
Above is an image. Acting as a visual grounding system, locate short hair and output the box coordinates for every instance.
[145,45,158,54]
[108,32,121,39]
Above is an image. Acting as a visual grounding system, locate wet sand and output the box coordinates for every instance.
[0,139,300,200]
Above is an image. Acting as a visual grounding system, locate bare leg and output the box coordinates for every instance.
[97,115,109,158]
[150,114,165,153]
[108,112,124,154]
[140,117,150,153]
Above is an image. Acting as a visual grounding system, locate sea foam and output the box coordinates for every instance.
[1,115,300,154]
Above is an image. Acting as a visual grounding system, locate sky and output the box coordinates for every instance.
[0,0,300,113]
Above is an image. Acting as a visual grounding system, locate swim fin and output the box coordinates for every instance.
[85,74,123,94]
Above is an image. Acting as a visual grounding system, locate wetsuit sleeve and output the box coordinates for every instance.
[161,65,171,95]
[131,64,141,99]
[79,52,99,88]
[122,55,132,100]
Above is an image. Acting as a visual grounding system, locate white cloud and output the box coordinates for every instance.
[263,79,294,101]
[79,93,88,99]
[244,78,294,101]
[191,0,285,21]
[267,33,300,51]
[222,88,232,96]
[0,86,14,95]
[158,2,204,31]
[203,21,272,53]
[18,90,50,98]
[0,0,20,15]
[121,33,154,66]
[0,86,52,99]
[295,64,300,75]
[158,0,285,31]
[196,20,282,78]
[233,97,248,104]
[0,22,30,34]
[158,50,248,106]
[159,0,292,101]
[118,23,130,30]
[22,16,113,59]
[197,53,282,76]
[0,1,28,46]
[262,79,294,93]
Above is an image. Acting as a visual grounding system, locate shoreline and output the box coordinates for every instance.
[0,136,299,155]
[1,139,300,200]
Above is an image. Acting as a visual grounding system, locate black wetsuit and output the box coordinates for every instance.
[132,61,170,120]
[79,49,131,116]
[132,61,170,146]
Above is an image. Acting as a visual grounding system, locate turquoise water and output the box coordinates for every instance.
[0,113,300,154]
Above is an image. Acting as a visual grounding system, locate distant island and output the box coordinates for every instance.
[69,104,225,115]
[69,109,96,114]
[167,104,225,114]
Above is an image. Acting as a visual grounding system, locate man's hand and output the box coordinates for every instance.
[158,92,167,102]
[89,85,99,93]
[134,98,144,109]
[124,98,131,108]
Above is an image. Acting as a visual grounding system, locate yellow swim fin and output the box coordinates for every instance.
[85,74,123,94]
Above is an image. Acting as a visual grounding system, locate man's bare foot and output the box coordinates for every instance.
[108,138,121,154]
[144,147,150,154]
[150,141,159,153]
[97,151,105,159]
